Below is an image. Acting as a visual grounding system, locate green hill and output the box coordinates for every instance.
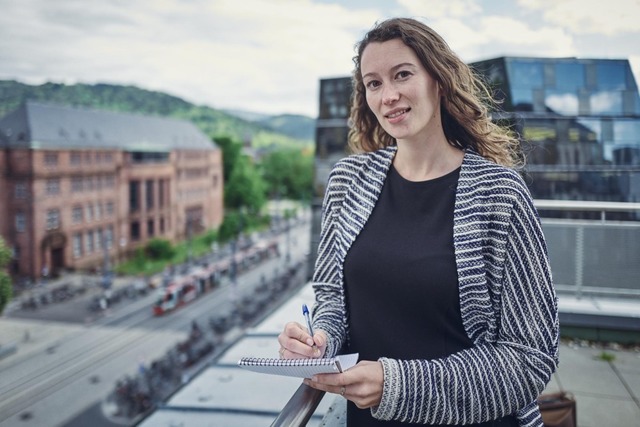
[0,80,314,148]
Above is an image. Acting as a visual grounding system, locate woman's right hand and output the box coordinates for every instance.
[278,322,327,359]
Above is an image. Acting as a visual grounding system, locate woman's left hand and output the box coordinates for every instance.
[303,360,384,409]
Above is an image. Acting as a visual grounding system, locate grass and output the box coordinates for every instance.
[115,232,218,277]
[597,351,616,362]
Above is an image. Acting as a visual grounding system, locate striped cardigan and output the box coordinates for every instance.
[311,146,559,426]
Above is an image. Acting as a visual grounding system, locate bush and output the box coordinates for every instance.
[0,273,12,315]
[145,238,175,260]
[0,237,12,315]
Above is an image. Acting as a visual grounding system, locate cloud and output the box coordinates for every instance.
[386,0,576,61]
[0,0,380,116]
[518,0,640,36]
[0,0,638,117]
[397,0,482,19]
[546,93,579,115]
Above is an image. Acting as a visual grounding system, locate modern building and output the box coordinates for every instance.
[0,101,224,280]
[471,57,640,205]
[312,58,640,225]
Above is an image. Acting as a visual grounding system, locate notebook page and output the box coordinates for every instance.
[237,353,359,378]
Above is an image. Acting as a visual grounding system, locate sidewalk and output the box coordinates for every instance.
[547,339,640,427]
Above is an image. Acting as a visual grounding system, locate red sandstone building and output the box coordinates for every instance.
[0,101,224,280]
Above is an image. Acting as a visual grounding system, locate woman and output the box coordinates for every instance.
[278,17,558,426]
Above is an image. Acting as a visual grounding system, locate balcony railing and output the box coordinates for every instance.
[273,199,640,426]
[535,199,640,298]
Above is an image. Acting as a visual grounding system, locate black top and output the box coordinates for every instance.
[343,165,508,426]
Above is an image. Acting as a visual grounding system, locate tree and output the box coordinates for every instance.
[224,155,267,213]
[0,237,13,315]
[260,148,313,201]
[145,238,175,260]
[213,135,243,183]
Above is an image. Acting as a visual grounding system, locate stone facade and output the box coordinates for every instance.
[0,102,223,280]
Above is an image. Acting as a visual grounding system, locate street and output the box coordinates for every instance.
[0,217,311,427]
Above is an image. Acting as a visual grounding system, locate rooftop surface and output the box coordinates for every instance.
[139,284,640,427]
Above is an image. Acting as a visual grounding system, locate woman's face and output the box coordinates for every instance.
[360,38,442,145]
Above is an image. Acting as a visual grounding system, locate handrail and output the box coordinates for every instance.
[270,383,325,427]
[534,199,640,212]
[534,199,640,222]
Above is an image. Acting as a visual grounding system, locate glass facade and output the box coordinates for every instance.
[313,58,640,228]
[471,57,640,205]
[314,77,352,198]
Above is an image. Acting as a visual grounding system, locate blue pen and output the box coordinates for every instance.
[302,303,315,339]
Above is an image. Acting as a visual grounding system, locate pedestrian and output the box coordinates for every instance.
[278,17,558,426]
[41,264,49,286]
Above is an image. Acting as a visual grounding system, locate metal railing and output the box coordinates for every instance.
[269,384,325,427]
[272,199,640,426]
[534,199,640,222]
[535,199,640,298]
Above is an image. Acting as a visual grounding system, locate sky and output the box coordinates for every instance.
[1,0,639,118]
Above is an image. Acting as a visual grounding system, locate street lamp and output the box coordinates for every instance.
[229,207,245,324]
[101,233,112,290]
[186,217,193,266]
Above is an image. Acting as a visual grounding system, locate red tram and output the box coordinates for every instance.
[152,238,279,315]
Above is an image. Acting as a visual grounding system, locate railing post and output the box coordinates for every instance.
[574,226,584,299]
[270,383,326,427]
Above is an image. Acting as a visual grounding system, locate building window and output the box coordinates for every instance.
[95,203,102,221]
[158,179,165,207]
[46,178,61,196]
[106,201,115,216]
[147,219,155,237]
[44,152,58,166]
[85,230,94,254]
[556,63,585,90]
[129,181,140,212]
[105,226,113,249]
[159,217,165,234]
[146,180,154,209]
[71,176,83,192]
[590,91,623,115]
[508,60,544,89]
[86,204,94,222]
[70,152,82,165]
[14,182,27,199]
[73,233,83,258]
[15,212,26,232]
[46,209,60,230]
[596,61,626,90]
[84,176,94,191]
[72,206,83,224]
[96,228,103,250]
[130,221,140,241]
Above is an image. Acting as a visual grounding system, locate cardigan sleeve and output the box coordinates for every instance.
[371,183,559,425]
[310,166,349,358]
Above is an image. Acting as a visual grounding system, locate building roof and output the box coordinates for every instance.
[0,101,217,151]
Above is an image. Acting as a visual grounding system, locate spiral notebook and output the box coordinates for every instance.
[237,353,359,378]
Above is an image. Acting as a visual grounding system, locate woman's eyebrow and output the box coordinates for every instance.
[362,62,417,80]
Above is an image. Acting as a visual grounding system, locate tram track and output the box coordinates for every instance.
[0,273,247,421]
[0,222,311,425]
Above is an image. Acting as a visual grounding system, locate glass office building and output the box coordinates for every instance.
[314,58,640,208]
[471,57,640,204]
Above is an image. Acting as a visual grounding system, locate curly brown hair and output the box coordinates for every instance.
[348,17,522,168]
